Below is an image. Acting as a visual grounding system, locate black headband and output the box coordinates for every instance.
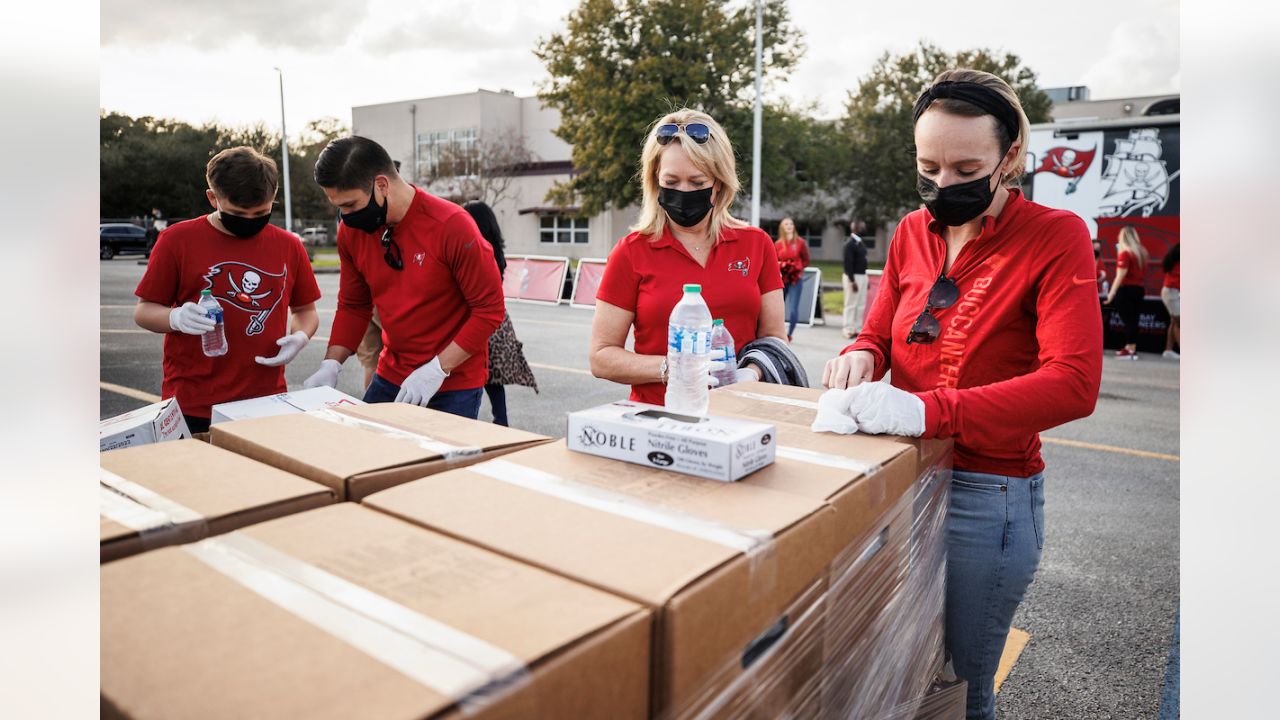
[912,81,1021,146]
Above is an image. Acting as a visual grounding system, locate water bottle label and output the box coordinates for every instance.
[669,326,710,354]
[208,307,223,324]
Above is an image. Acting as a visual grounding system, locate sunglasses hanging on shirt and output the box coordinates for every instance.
[381,226,404,271]
[655,123,711,146]
[906,274,960,344]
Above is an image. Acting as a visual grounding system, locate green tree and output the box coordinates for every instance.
[536,0,804,215]
[841,42,1052,225]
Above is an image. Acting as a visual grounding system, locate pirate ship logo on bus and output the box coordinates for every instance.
[1033,146,1096,194]
[1098,128,1181,218]
[203,262,287,336]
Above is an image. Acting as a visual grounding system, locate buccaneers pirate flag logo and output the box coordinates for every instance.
[203,262,286,336]
[1033,146,1097,194]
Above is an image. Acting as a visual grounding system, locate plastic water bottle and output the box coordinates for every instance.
[199,289,228,357]
[664,284,713,415]
[709,319,739,388]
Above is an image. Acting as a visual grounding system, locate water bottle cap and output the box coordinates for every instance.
[683,284,701,293]
[713,319,724,326]
[200,289,212,296]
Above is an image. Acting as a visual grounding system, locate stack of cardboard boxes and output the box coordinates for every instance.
[100,387,960,719]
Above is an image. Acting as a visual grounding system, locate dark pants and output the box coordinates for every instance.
[183,415,211,434]
[483,384,509,426]
[1114,285,1144,346]
[783,280,804,336]
[362,373,484,419]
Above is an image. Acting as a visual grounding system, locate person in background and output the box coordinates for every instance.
[842,220,869,339]
[133,147,321,433]
[1104,225,1149,359]
[774,217,810,342]
[302,136,505,418]
[589,108,782,404]
[820,69,1102,720]
[1093,239,1108,298]
[463,200,538,426]
[1161,242,1180,360]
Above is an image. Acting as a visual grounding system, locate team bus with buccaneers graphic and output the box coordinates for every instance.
[1021,111,1180,352]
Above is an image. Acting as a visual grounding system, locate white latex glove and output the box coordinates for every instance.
[255,330,310,367]
[169,302,216,335]
[707,362,759,387]
[843,382,926,437]
[302,358,342,389]
[395,357,449,407]
[811,388,859,435]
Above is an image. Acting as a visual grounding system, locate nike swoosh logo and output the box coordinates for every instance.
[1072,276,1097,285]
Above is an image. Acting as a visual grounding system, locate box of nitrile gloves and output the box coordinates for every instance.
[566,401,776,482]
[210,386,363,424]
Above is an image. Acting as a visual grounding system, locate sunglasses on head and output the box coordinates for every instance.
[381,226,403,271]
[655,123,711,146]
[906,274,959,344]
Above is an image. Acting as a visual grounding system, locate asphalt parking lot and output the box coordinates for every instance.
[100,257,1179,719]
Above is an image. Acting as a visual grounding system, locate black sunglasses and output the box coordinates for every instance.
[906,274,960,344]
[381,226,403,271]
[655,123,711,146]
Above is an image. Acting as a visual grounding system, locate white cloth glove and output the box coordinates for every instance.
[302,358,342,389]
[254,330,310,367]
[169,302,216,335]
[395,357,449,407]
[811,387,860,435]
[842,381,926,437]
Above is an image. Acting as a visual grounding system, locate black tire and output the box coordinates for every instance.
[101,244,115,260]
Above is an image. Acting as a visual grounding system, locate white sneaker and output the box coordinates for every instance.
[1163,350,1180,360]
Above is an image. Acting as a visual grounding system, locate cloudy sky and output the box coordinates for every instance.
[100,0,1179,130]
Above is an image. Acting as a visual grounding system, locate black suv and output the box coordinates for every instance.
[100,223,151,260]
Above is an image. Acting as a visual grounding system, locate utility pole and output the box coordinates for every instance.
[750,0,763,227]
[274,67,293,232]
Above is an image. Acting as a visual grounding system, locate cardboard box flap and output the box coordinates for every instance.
[102,504,646,720]
[742,420,913,501]
[336,403,548,452]
[708,382,820,426]
[365,468,744,606]
[100,440,334,544]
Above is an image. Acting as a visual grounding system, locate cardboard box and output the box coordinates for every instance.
[566,401,776,482]
[210,386,364,424]
[363,441,837,718]
[101,504,652,720]
[100,398,191,452]
[211,403,551,501]
[100,439,336,563]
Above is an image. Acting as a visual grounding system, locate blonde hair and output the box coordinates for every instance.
[1117,226,1149,269]
[631,108,744,242]
[926,69,1031,187]
[777,217,798,244]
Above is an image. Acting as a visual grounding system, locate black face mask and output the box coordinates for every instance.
[658,186,714,228]
[916,173,998,227]
[218,209,272,238]
[340,183,388,233]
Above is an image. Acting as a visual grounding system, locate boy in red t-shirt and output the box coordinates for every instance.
[133,146,322,433]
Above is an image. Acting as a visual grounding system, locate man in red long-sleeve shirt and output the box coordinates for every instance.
[301,136,505,419]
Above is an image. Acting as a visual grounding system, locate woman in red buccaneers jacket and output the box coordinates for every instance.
[821,69,1102,720]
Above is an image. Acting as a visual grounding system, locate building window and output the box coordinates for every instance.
[539,215,589,244]
[417,127,479,181]
[799,224,823,250]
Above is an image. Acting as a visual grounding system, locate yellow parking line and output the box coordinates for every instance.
[995,628,1031,694]
[1041,436,1179,463]
[100,382,161,403]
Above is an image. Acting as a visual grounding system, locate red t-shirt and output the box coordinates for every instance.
[135,216,322,418]
[1095,258,1107,291]
[1164,262,1180,289]
[597,224,784,405]
[328,187,505,391]
[774,238,810,285]
[844,190,1103,477]
[1116,250,1146,287]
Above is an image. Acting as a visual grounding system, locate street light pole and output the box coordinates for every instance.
[274,67,293,233]
[750,0,763,228]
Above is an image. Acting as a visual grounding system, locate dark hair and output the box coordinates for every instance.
[1162,242,1180,273]
[463,200,506,278]
[314,136,397,191]
[206,146,278,207]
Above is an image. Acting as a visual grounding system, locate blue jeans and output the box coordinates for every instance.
[783,280,803,336]
[362,373,484,420]
[946,470,1045,720]
[484,383,509,426]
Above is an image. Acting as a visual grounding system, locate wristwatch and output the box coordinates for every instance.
[659,358,668,384]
